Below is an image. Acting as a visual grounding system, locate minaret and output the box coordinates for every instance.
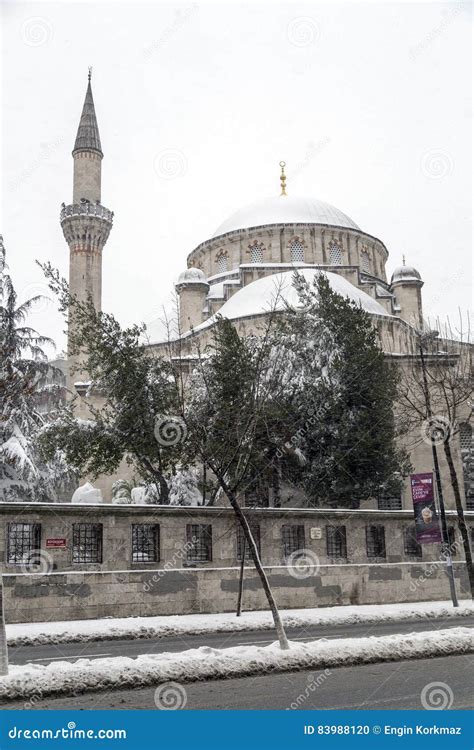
[60,70,113,389]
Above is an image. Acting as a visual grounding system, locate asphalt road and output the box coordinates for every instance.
[7,615,474,667]
[3,654,472,710]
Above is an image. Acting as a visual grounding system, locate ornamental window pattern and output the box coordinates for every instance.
[360,249,370,273]
[403,526,422,558]
[236,523,261,561]
[328,241,343,265]
[365,525,386,558]
[326,525,347,558]
[186,524,213,562]
[215,251,229,274]
[289,239,305,263]
[132,524,160,563]
[282,524,305,559]
[6,523,41,565]
[459,423,474,510]
[72,523,103,564]
[249,242,264,264]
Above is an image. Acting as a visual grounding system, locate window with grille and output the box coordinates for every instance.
[377,496,402,510]
[365,525,386,558]
[132,524,160,563]
[186,524,212,562]
[360,250,370,273]
[236,523,261,561]
[404,526,422,558]
[282,525,305,559]
[326,525,347,558]
[447,527,457,556]
[216,253,228,274]
[329,242,343,265]
[249,242,264,264]
[459,423,474,510]
[7,523,41,565]
[72,523,103,563]
[290,239,305,263]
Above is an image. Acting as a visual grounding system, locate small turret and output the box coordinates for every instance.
[175,268,209,332]
[390,257,424,328]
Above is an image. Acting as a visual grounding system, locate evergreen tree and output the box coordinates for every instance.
[38,264,184,502]
[0,238,72,501]
[277,272,411,507]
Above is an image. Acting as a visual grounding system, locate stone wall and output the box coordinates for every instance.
[2,562,470,624]
[0,503,471,623]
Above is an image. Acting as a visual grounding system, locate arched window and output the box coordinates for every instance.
[290,239,305,263]
[216,252,228,274]
[460,423,474,510]
[329,241,343,265]
[360,249,370,273]
[249,242,264,264]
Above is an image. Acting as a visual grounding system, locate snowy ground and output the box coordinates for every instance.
[6,600,471,647]
[0,627,471,702]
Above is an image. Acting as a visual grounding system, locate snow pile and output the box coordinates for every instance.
[6,600,472,647]
[0,627,471,702]
[71,482,103,504]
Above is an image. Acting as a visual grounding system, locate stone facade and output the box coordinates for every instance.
[0,503,472,623]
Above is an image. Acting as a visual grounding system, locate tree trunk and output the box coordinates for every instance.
[221,479,290,649]
[0,577,9,675]
[443,441,474,599]
[236,539,245,617]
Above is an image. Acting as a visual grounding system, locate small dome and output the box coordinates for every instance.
[176,267,208,285]
[391,264,422,284]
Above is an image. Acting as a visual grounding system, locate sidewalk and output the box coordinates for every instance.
[6,599,472,647]
[0,626,472,702]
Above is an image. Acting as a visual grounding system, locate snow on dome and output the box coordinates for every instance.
[177,267,208,285]
[195,269,390,333]
[391,265,422,284]
[212,195,360,237]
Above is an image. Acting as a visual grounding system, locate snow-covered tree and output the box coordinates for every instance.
[275,272,411,508]
[0,238,73,502]
[39,264,185,503]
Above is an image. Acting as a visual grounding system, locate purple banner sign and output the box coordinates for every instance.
[410,472,442,544]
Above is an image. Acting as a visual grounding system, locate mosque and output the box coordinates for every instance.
[60,74,473,512]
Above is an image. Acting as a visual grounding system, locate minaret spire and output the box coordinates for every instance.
[73,70,102,157]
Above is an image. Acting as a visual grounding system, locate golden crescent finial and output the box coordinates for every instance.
[402,254,406,265]
[88,66,93,82]
[279,160,287,196]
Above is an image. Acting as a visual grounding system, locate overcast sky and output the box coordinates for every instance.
[2,1,472,353]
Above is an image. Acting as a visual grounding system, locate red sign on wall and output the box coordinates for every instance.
[46,538,67,548]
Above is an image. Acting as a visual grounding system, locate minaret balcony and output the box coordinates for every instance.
[60,202,114,224]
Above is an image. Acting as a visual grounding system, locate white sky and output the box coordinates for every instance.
[2,0,472,353]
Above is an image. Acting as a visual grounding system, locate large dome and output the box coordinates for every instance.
[212,195,360,237]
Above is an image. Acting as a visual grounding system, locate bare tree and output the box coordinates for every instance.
[396,315,473,599]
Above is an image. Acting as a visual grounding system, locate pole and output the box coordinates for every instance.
[236,538,245,617]
[419,342,459,607]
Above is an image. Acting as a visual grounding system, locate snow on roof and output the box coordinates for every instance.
[212,195,360,237]
[199,269,390,328]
